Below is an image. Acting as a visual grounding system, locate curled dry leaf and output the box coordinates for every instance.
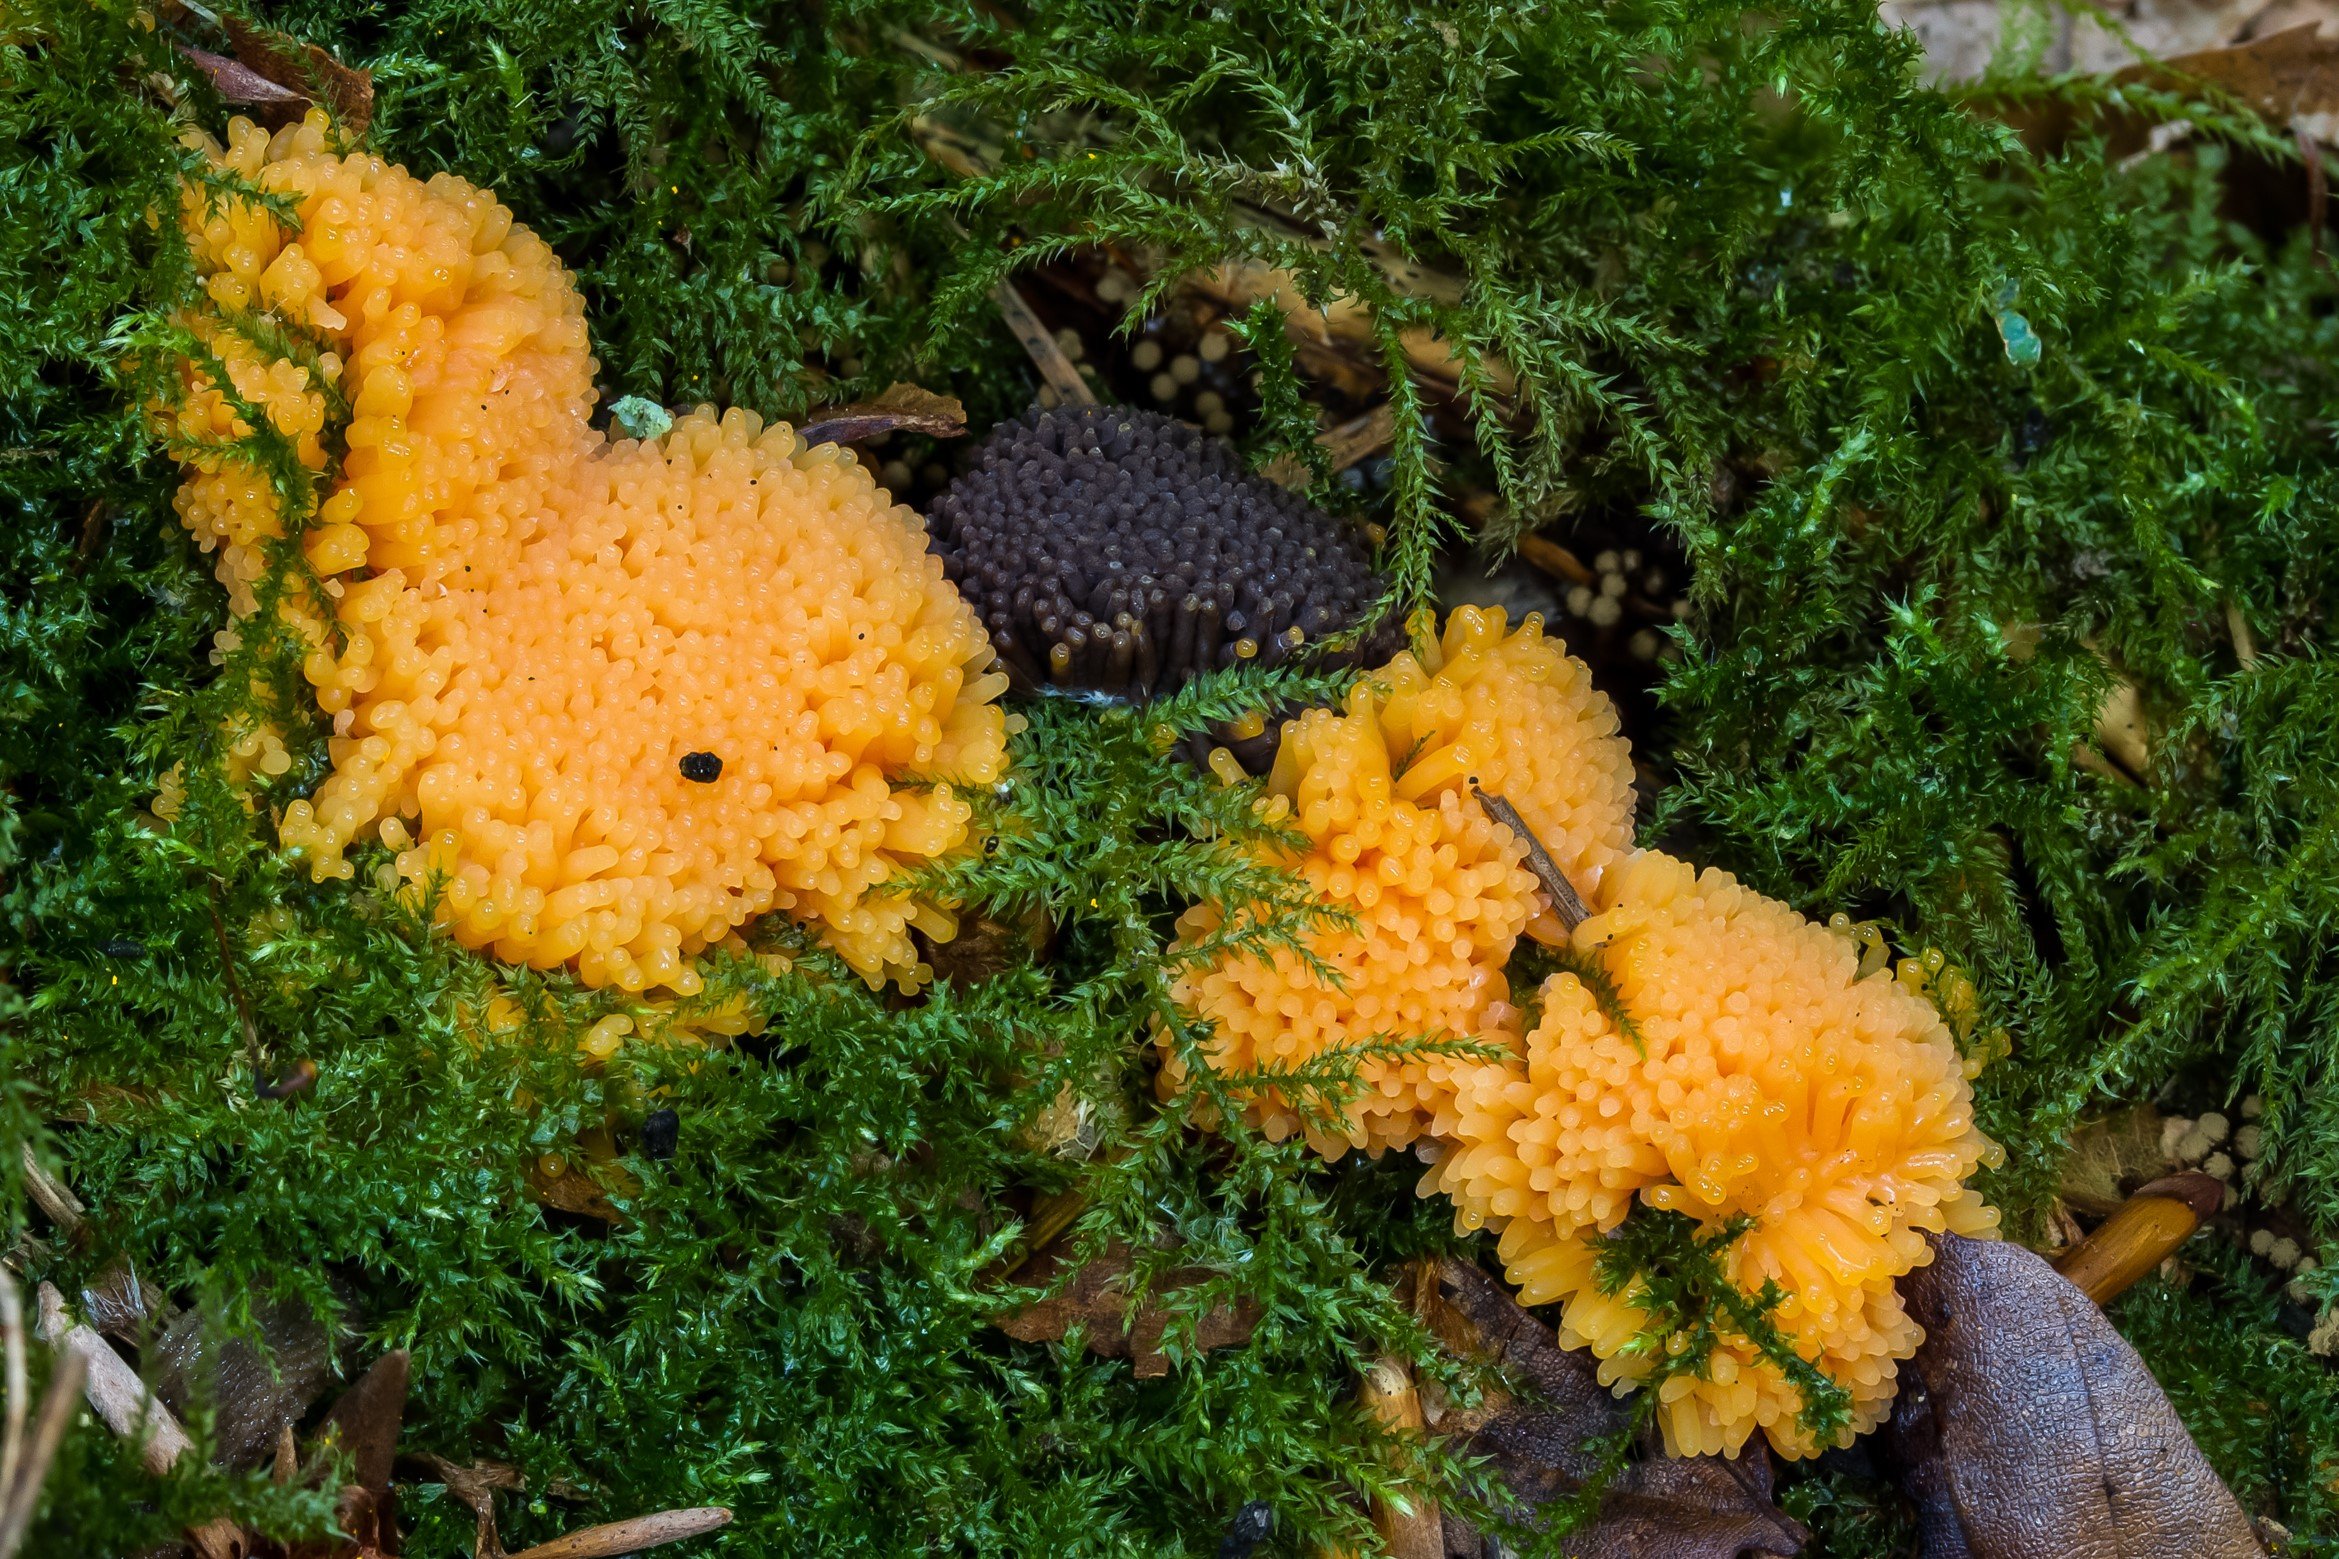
[177,19,373,137]
[994,1240,1261,1379]
[177,44,305,112]
[294,1348,410,1559]
[2118,24,2339,135]
[413,1455,525,1559]
[1418,1257,1807,1559]
[149,1290,338,1471]
[1883,1233,2262,1559]
[794,383,969,448]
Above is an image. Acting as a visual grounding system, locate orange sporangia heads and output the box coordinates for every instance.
[1433,850,2002,1460]
[1160,606,1636,1156]
[166,113,1008,995]
[1166,606,1998,1463]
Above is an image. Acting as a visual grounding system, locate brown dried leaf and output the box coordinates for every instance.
[1883,1234,2263,1559]
[796,383,969,449]
[918,906,1050,987]
[994,1241,1260,1379]
[176,44,307,111]
[281,1350,408,1559]
[1420,1257,1807,1559]
[150,1291,336,1471]
[221,18,373,137]
[315,1348,409,1495]
[527,1160,633,1225]
[2056,1106,2174,1220]
[2118,24,2339,130]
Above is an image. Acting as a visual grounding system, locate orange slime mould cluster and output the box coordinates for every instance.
[1431,850,2001,1458]
[164,113,1008,995]
[1167,609,1998,1460]
[1161,606,1638,1156]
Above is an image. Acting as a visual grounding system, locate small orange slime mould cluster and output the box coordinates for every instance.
[1167,607,1999,1459]
[1162,607,1636,1156]
[164,113,1008,995]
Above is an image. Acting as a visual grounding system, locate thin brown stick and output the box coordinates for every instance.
[71,499,107,572]
[0,1274,24,1507]
[1471,787,1589,930]
[992,281,1095,407]
[16,1149,81,1242]
[2302,126,2329,269]
[33,1284,192,1476]
[1516,532,1594,588]
[1356,1358,1442,1559]
[1318,404,1396,473]
[2053,1173,2224,1306]
[204,879,267,1084]
[1261,403,1399,488]
[2226,597,2258,669]
[0,1347,84,1559]
[502,1507,734,1559]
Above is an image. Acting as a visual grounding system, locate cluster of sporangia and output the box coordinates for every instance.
[926,404,1398,699]
[164,113,1009,998]
[1161,606,2001,1460]
[165,117,1996,1464]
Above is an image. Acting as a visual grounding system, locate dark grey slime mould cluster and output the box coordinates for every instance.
[924,405,1396,700]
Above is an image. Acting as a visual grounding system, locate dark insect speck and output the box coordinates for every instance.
[679,751,723,783]
[642,1107,680,1160]
[1217,1500,1274,1559]
[256,1058,318,1101]
[543,109,585,156]
[2015,405,2051,467]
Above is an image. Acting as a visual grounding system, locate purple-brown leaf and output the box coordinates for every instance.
[316,1348,409,1494]
[1883,1234,2263,1559]
[151,1291,336,1471]
[995,1241,1260,1379]
[796,383,967,450]
[178,45,306,110]
[178,20,373,137]
[1421,1257,1807,1559]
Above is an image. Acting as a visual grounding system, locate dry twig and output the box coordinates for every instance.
[502,1507,734,1559]
[1355,1356,1442,1559]
[1260,403,1398,488]
[17,1148,82,1241]
[1471,787,1590,930]
[0,1346,84,1559]
[993,282,1095,407]
[32,1283,191,1477]
[0,1276,24,1510]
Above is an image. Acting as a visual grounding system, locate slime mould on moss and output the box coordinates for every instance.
[925,404,1400,704]
[164,113,1008,996]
